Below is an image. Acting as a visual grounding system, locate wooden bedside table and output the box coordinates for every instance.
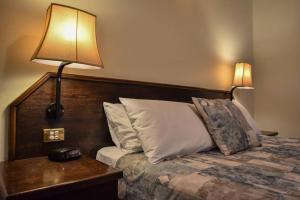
[0,156,122,200]
[262,130,279,137]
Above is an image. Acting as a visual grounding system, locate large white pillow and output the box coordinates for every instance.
[119,98,214,164]
[232,100,261,135]
[103,102,142,152]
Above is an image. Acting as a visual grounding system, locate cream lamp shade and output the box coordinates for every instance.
[232,62,253,88]
[230,62,253,100]
[31,3,103,69]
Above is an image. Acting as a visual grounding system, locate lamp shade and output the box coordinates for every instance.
[232,62,253,88]
[31,4,103,69]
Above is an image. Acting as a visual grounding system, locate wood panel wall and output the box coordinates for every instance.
[9,72,231,160]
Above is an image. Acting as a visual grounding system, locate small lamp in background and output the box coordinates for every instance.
[230,62,253,100]
[31,4,103,118]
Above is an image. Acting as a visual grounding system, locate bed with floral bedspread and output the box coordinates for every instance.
[116,135,300,200]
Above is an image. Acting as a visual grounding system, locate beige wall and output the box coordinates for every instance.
[0,0,253,161]
[253,0,300,138]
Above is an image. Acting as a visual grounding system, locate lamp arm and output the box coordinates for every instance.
[55,62,71,118]
[230,86,238,101]
[46,62,71,118]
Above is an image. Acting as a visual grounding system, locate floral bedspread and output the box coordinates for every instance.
[116,136,300,200]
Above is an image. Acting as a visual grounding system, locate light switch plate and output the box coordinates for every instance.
[43,128,65,143]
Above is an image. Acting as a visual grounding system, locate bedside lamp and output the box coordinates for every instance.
[31,4,103,118]
[230,62,253,100]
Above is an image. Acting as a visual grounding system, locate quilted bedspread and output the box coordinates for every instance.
[116,136,300,200]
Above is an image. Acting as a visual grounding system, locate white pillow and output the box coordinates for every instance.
[232,100,261,134]
[119,98,214,164]
[103,102,142,152]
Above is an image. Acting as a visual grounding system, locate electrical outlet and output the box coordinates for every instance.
[43,128,65,143]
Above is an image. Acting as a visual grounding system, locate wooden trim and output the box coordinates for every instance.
[9,107,17,160]
[9,73,51,160]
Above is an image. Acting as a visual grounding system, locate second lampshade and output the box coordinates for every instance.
[233,62,253,88]
[230,62,253,100]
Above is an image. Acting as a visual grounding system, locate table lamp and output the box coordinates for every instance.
[31,4,103,118]
[230,62,253,100]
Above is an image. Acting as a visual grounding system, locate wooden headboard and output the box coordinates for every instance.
[9,72,231,160]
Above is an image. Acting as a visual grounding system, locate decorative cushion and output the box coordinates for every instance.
[103,102,142,152]
[192,98,261,155]
[119,98,215,164]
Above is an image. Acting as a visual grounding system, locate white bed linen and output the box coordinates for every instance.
[103,102,142,152]
[119,98,214,164]
[96,146,129,167]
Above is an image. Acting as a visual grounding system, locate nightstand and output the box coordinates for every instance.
[0,156,122,200]
[262,130,279,137]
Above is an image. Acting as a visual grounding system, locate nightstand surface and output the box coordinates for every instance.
[0,156,122,200]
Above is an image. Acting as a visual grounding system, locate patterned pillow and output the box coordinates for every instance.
[192,98,261,155]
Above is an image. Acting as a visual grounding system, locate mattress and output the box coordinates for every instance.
[116,135,300,200]
[96,146,129,167]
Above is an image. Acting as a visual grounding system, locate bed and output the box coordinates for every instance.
[9,73,300,200]
[98,136,300,200]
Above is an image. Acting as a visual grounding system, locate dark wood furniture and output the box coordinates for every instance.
[9,72,231,160]
[0,156,122,200]
[262,130,279,137]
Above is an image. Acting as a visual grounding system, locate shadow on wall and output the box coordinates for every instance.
[4,35,52,77]
[235,89,255,117]
[1,35,55,160]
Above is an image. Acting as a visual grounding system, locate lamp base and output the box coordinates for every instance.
[46,102,64,118]
[230,86,238,101]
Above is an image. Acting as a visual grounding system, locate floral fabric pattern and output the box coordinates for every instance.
[116,136,300,200]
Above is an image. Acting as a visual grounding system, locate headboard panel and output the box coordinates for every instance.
[9,72,231,160]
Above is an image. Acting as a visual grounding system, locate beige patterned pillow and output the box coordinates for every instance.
[192,98,261,155]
